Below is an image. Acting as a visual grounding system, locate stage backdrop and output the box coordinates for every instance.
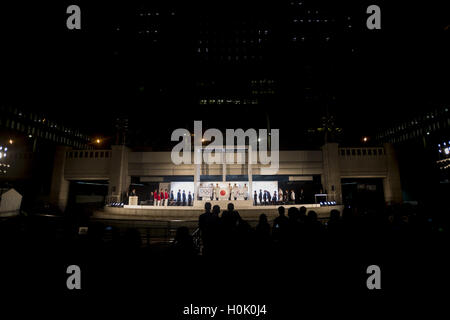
[170,181,278,200]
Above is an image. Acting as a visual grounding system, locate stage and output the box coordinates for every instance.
[94,202,344,221]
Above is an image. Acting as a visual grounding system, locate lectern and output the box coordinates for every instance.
[128,196,138,205]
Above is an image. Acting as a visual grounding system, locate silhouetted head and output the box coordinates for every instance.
[307,210,318,222]
[288,207,298,220]
[205,202,212,212]
[259,214,268,224]
[278,206,285,216]
[299,206,307,216]
[212,205,220,215]
[227,203,234,211]
[330,209,340,221]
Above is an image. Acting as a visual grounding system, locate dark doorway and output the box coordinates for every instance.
[341,178,385,210]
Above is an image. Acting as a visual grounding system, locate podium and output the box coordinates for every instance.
[314,193,328,203]
[128,196,138,205]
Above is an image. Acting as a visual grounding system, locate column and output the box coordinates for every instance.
[49,146,70,212]
[108,145,130,203]
[248,145,253,197]
[222,149,226,182]
[321,142,342,203]
[194,163,200,201]
[383,143,402,204]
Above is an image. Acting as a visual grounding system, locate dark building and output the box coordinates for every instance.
[374,105,450,202]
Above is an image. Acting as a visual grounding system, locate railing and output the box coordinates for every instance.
[339,147,385,157]
[66,149,112,159]
[192,228,202,254]
[97,219,199,246]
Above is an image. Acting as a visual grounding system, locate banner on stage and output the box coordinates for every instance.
[198,187,212,198]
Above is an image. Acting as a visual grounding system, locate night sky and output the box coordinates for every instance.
[1,0,449,148]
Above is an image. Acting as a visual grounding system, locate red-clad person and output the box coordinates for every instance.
[164,189,169,206]
[160,190,164,206]
[157,190,162,206]
[153,189,158,206]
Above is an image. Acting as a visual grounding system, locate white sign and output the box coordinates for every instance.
[198,187,212,198]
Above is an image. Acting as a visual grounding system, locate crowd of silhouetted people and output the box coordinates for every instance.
[169,201,448,258]
[0,200,447,261]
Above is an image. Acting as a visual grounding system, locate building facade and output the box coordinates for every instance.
[49,142,402,211]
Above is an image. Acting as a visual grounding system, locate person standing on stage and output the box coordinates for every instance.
[272,191,277,204]
[215,183,220,200]
[298,188,305,204]
[278,188,283,202]
[177,189,181,205]
[182,190,186,206]
[263,190,267,205]
[284,189,289,203]
[254,190,258,206]
[156,190,161,206]
[153,189,158,206]
[188,191,192,206]
[290,190,296,204]
[164,189,169,206]
[170,190,174,201]
[159,190,163,206]
[258,189,262,205]
[243,184,249,200]
[228,183,232,200]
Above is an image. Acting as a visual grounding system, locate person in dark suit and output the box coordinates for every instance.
[258,190,262,205]
[182,190,186,206]
[298,188,305,204]
[188,191,192,206]
[253,190,258,206]
[263,190,267,205]
[177,189,181,205]
[272,191,277,204]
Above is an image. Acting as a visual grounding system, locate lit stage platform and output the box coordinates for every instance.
[94,202,343,221]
